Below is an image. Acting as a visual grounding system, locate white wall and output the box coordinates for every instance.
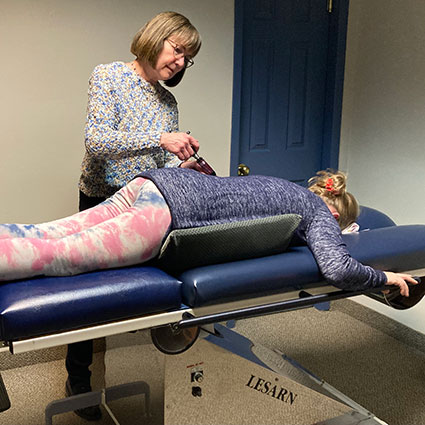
[0,0,234,222]
[340,0,425,226]
[340,0,425,333]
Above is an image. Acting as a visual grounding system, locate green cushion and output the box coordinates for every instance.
[156,214,301,274]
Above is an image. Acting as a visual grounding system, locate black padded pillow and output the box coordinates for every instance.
[156,214,301,274]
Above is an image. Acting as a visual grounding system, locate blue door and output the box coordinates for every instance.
[231,0,349,185]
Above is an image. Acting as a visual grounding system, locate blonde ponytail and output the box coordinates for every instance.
[308,170,359,230]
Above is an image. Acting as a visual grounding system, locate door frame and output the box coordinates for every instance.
[230,0,350,176]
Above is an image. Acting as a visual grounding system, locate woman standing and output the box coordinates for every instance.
[79,11,202,208]
[72,11,202,420]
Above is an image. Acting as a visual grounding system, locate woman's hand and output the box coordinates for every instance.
[179,159,204,173]
[384,272,418,297]
[160,132,199,160]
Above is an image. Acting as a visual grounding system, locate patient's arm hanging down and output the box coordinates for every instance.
[305,206,387,290]
[0,179,171,281]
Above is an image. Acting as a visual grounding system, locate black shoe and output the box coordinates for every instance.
[65,379,102,421]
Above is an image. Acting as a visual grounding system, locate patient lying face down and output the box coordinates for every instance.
[0,168,417,296]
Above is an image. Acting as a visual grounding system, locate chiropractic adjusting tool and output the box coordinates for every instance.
[192,152,216,176]
[186,131,216,176]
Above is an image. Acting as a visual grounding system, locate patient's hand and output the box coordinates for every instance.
[384,272,419,297]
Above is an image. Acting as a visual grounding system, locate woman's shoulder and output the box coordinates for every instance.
[90,61,128,79]
[156,83,178,105]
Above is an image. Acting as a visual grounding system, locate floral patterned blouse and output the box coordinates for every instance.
[79,61,181,197]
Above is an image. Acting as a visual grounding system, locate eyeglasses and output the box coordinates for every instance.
[166,39,195,68]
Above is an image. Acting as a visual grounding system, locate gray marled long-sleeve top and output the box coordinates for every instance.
[141,168,387,290]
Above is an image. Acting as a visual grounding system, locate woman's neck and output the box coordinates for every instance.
[131,59,158,85]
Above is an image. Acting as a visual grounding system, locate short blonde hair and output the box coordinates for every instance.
[308,169,359,230]
[131,11,201,69]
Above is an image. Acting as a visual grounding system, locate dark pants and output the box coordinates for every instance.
[65,191,106,387]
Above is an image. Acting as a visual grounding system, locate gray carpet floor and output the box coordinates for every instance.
[1,298,425,425]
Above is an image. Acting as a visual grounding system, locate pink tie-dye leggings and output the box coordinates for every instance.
[0,178,171,281]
